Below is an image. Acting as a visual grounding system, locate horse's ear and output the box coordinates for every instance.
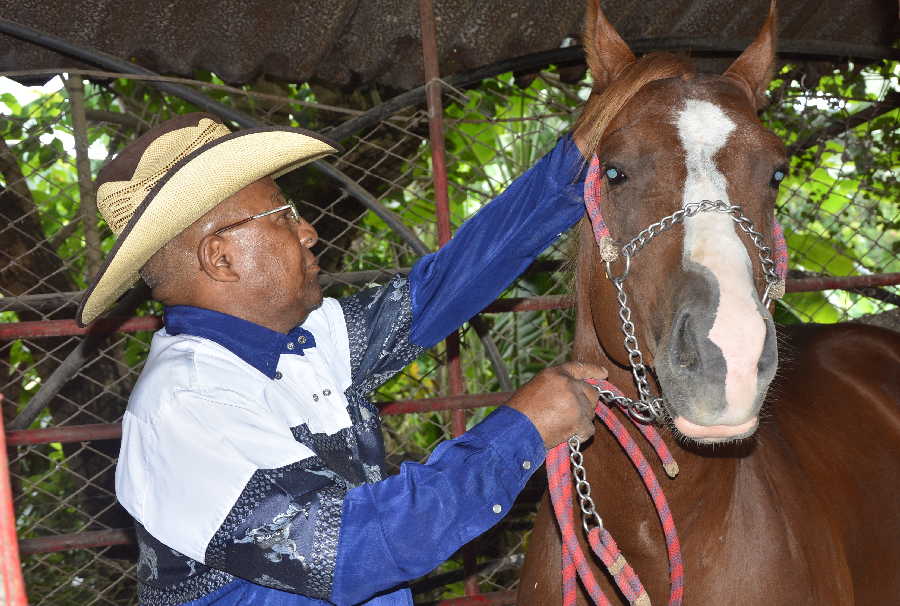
[583,0,635,91]
[724,0,777,110]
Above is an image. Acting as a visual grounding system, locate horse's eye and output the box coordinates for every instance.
[770,167,787,188]
[605,166,627,185]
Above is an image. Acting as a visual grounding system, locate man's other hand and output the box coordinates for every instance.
[506,362,608,449]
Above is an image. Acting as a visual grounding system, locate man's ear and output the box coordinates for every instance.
[197,234,240,282]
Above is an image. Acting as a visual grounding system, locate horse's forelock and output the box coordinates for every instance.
[576,52,695,159]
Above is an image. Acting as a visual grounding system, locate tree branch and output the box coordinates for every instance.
[787,91,900,156]
[64,74,103,280]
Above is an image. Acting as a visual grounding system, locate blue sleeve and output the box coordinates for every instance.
[330,406,545,605]
[409,135,586,348]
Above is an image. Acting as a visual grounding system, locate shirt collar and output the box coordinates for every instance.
[163,305,316,379]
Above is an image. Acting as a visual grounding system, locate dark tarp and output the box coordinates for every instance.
[0,0,897,91]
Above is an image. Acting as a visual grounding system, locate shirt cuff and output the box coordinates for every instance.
[468,405,546,472]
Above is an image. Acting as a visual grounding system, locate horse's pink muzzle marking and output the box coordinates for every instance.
[672,415,759,442]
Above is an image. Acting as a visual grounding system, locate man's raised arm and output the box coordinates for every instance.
[409,136,585,349]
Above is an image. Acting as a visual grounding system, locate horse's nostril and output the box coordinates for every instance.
[677,348,699,371]
[757,322,778,375]
[672,313,700,372]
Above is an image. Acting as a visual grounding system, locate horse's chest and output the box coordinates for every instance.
[668,458,855,604]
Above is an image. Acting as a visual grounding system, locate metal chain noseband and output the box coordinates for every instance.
[608,200,783,304]
[597,199,783,425]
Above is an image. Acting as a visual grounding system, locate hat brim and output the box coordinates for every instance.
[77,127,339,327]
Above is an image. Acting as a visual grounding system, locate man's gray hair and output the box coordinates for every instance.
[139,236,194,298]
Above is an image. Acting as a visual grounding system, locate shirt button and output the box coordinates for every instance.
[492,504,502,514]
[274,371,283,380]
[322,389,331,396]
[298,335,307,344]
[286,342,295,350]
[312,393,319,402]
[522,460,532,470]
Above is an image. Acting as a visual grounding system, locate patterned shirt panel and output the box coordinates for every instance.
[118,299,371,604]
[339,275,425,398]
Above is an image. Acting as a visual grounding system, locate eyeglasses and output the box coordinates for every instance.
[214,201,301,236]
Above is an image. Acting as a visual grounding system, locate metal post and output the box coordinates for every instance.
[0,395,28,606]
[417,0,479,595]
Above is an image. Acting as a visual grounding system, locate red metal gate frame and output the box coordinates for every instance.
[0,394,28,606]
[416,0,484,597]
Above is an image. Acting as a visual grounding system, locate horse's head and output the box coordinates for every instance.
[573,1,786,443]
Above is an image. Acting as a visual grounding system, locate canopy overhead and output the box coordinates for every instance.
[0,0,896,91]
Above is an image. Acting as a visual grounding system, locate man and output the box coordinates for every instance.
[77,113,603,605]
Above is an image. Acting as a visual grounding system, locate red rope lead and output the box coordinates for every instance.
[586,527,648,605]
[591,384,684,605]
[547,381,684,605]
[548,446,612,604]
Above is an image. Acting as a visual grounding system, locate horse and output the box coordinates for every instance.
[518,2,900,604]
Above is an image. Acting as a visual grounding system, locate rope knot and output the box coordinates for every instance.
[767,279,786,300]
[599,236,619,262]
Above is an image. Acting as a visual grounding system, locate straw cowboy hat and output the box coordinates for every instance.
[76,112,339,327]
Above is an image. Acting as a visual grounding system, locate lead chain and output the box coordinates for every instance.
[568,435,603,534]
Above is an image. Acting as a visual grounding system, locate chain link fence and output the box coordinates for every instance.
[1,56,897,604]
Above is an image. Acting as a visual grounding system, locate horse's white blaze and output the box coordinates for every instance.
[677,99,766,424]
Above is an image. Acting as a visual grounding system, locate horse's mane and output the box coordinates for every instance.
[575,52,696,158]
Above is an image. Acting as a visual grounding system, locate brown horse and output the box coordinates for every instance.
[519,2,900,604]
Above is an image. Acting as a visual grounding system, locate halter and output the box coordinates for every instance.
[548,155,789,606]
[583,154,788,423]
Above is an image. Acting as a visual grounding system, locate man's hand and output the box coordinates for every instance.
[506,362,608,449]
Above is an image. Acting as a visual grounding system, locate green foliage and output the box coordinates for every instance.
[765,60,899,322]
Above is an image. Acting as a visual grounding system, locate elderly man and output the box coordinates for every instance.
[77,113,602,605]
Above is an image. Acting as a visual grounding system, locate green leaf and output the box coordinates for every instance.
[785,231,855,275]
[1,91,22,113]
[781,291,841,324]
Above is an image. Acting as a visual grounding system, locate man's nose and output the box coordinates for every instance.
[296,219,318,249]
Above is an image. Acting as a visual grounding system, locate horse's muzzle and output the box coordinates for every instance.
[658,300,778,440]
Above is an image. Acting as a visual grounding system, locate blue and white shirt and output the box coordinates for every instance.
[115,136,586,606]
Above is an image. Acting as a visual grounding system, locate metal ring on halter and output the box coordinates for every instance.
[604,252,631,282]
